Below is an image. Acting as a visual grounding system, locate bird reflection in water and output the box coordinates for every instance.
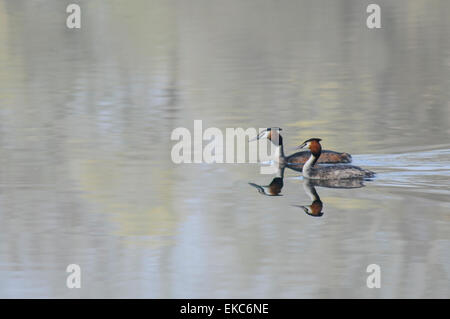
[293,178,366,217]
[249,167,285,196]
[249,165,367,217]
[293,179,324,217]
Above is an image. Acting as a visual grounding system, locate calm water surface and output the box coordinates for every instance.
[0,0,449,298]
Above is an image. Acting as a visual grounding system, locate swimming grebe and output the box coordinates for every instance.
[298,138,375,180]
[252,128,352,166]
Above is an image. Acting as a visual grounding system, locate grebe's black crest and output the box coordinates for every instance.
[304,138,321,143]
[297,138,322,150]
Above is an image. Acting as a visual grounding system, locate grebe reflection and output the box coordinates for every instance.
[248,163,369,217]
[294,178,366,217]
[248,166,285,196]
[294,179,324,217]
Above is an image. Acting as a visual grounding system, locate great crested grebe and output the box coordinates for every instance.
[298,138,375,180]
[252,128,352,166]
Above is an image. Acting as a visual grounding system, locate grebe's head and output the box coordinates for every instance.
[251,127,282,142]
[297,138,322,156]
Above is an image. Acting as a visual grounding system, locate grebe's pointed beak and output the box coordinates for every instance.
[293,205,311,214]
[297,142,307,150]
[250,127,282,142]
[250,131,265,142]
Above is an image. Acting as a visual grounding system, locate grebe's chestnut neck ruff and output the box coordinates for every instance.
[297,138,375,180]
[297,138,322,167]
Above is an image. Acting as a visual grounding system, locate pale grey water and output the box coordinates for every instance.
[0,0,449,298]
